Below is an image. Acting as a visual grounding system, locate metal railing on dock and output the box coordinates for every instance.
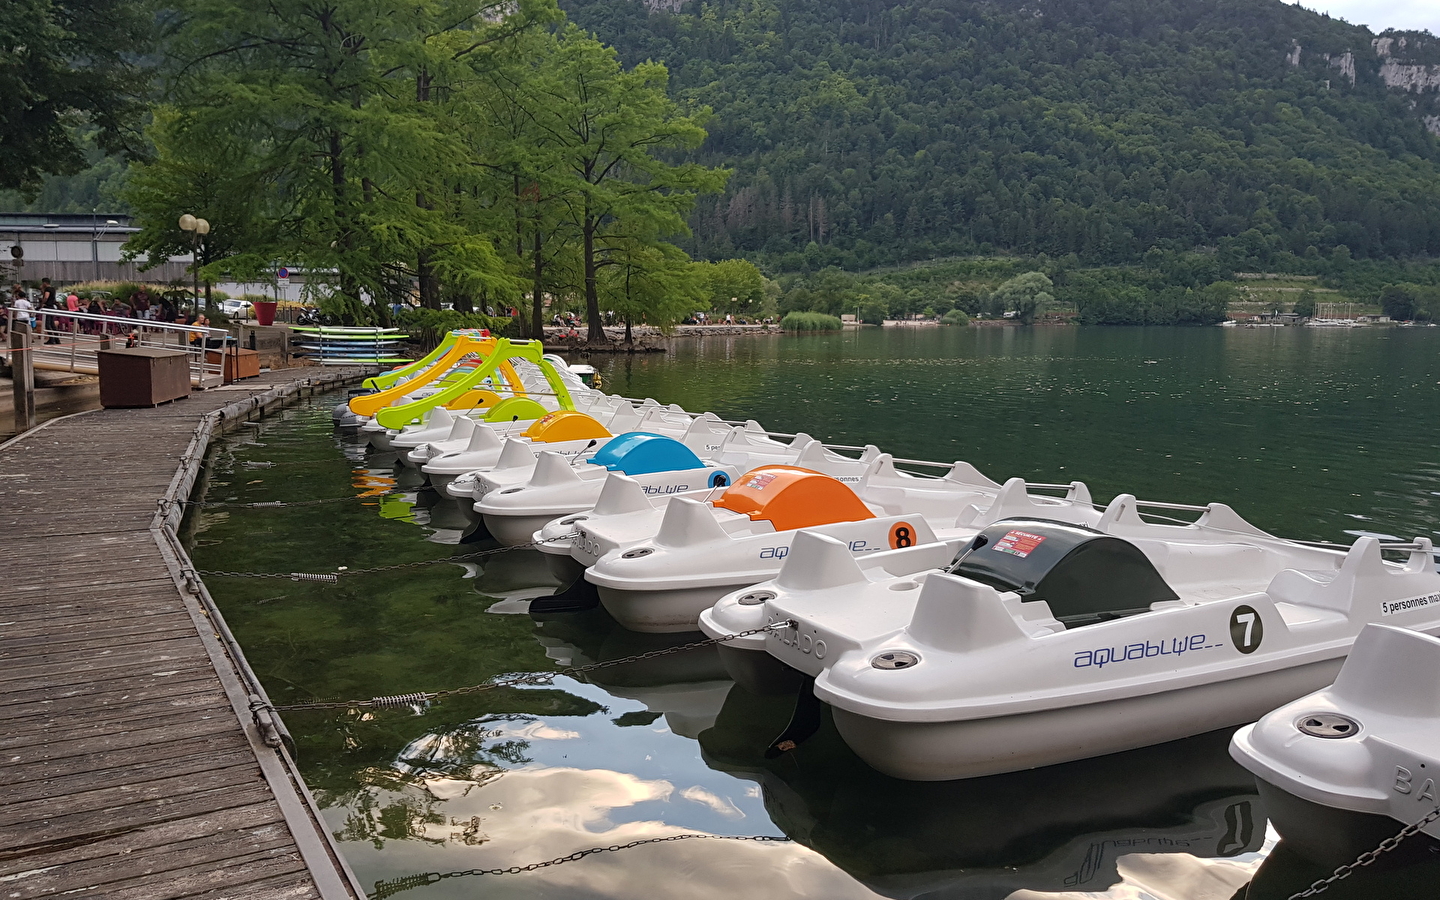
[3,306,230,387]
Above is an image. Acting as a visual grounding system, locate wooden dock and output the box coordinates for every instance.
[0,370,368,900]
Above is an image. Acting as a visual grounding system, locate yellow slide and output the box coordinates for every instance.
[350,334,515,417]
[361,330,463,390]
[373,339,575,430]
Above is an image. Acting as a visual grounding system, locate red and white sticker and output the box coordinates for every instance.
[744,473,778,491]
[993,529,1046,558]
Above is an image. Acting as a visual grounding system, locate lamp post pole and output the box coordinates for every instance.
[178,214,210,314]
[92,216,119,281]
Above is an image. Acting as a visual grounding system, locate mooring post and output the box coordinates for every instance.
[10,322,35,433]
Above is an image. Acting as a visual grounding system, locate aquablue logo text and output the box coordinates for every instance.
[1073,634,1224,669]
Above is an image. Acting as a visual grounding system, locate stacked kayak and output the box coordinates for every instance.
[294,326,411,365]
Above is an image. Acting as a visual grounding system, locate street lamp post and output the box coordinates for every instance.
[92,213,119,281]
[178,214,210,314]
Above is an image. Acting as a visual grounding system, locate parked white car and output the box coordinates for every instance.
[220,299,255,319]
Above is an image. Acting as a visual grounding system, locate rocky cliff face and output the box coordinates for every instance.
[1287,32,1440,136]
[1373,34,1440,135]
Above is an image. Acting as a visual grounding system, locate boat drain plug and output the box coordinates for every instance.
[737,590,776,606]
[872,650,920,670]
[621,547,654,559]
[1296,713,1361,739]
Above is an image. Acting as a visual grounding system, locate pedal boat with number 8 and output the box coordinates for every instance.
[699,496,1440,781]
[530,435,916,580]
[581,466,1102,634]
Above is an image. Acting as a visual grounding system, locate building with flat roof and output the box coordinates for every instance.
[1,213,193,285]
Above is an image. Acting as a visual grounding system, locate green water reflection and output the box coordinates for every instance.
[189,326,1440,900]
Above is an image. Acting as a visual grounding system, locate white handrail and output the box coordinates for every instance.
[4,305,230,386]
[4,305,227,339]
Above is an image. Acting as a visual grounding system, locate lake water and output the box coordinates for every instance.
[189,325,1440,900]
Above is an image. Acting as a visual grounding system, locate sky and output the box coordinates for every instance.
[1289,0,1440,37]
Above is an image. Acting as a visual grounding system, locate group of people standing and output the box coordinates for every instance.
[5,279,186,344]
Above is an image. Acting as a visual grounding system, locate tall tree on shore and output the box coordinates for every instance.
[454,30,579,338]
[598,226,705,343]
[0,0,150,194]
[146,0,555,317]
[524,28,726,344]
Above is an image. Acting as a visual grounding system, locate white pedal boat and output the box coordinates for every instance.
[406,395,639,463]
[415,406,715,495]
[1231,623,1440,868]
[584,468,1098,634]
[437,405,755,511]
[474,433,747,546]
[423,404,727,490]
[498,429,887,555]
[528,432,881,563]
[444,415,749,525]
[701,497,1440,780]
[358,372,613,451]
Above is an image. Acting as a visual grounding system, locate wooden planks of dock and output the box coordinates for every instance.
[0,370,367,900]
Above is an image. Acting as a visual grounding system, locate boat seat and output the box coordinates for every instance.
[1267,537,1438,613]
[955,478,1086,529]
[1273,599,1348,630]
[1135,540,1277,589]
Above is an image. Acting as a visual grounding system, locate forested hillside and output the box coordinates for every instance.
[563,0,1440,271]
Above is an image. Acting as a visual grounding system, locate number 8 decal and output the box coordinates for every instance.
[889,521,915,549]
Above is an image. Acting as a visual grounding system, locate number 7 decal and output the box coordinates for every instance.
[1229,605,1263,654]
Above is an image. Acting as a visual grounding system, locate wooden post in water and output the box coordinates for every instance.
[10,322,35,433]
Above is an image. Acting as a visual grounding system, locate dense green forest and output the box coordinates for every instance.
[565,0,1440,271]
[6,0,1440,330]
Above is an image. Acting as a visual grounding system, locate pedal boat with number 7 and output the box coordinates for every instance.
[699,495,1440,781]
[582,467,1102,634]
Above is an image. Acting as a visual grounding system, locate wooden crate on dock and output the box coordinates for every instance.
[206,347,261,382]
[96,347,191,407]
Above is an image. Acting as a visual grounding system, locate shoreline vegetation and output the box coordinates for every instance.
[8,0,1440,344]
[780,312,845,332]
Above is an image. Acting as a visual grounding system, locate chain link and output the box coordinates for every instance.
[174,491,397,509]
[270,621,791,712]
[369,833,791,898]
[191,535,573,581]
[1287,805,1440,899]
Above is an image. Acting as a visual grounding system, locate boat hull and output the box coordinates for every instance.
[831,656,1343,781]
[482,512,558,547]
[1252,778,1437,869]
[716,644,808,695]
[535,540,585,583]
[429,471,458,495]
[597,583,747,633]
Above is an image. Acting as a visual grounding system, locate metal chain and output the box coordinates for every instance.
[369,833,791,899]
[191,535,570,582]
[166,492,398,510]
[270,621,791,712]
[1287,805,1440,899]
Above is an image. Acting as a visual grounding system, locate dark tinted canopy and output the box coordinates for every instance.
[953,519,1178,627]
